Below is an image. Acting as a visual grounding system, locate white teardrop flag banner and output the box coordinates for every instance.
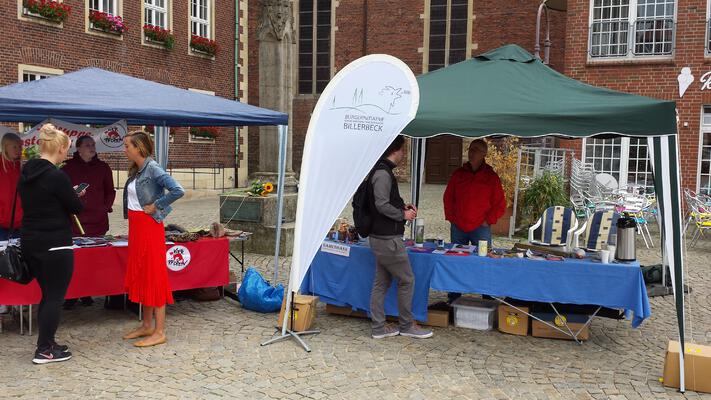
[288,54,420,293]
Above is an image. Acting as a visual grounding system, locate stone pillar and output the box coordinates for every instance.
[252,0,298,193]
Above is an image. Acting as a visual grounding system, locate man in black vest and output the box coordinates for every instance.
[369,136,433,339]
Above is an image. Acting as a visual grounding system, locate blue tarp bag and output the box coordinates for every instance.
[238,267,284,313]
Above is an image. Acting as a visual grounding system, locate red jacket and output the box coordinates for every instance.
[0,159,22,229]
[61,153,116,236]
[443,162,506,233]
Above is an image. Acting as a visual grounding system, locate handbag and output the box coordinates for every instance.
[0,187,33,284]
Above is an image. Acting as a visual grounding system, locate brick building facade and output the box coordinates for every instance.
[563,0,709,196]
[2,0,241,189]
[245,0,567,183]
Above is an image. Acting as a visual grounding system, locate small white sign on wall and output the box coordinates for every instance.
[321,241,351,257]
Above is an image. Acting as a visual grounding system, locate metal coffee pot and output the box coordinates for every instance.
[615,214,637,262]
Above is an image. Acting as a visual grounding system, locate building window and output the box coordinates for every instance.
[589,0,675,58]
[298,0,331,95]
[699,107,711,195]
[583,137,653,190]
[188,88,217,143]
[90,0,117,15]
[584,138,622,180]
[190,0,210,38]
[145,0,168,29]
[18,65,62,132]
[427,0,470,72]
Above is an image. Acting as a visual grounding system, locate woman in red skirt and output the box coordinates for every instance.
[121,131,184,347]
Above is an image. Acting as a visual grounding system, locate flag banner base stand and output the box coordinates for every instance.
[260,290,320,352]
[260,328,320,353]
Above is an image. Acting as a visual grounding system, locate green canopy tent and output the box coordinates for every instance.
[403,44,687,391]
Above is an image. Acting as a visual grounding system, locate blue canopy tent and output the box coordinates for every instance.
[0,67,291,298]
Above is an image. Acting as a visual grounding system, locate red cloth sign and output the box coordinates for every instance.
[0,237,229,305]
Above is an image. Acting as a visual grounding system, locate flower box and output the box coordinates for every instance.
[23,0,71,23]
[143,24,175,49]
[89,10,125,35]
[190,126,220,139]
[190,35,219,57]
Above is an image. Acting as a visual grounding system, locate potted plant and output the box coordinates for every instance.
[143,24,175,49]
[520,171,571,228]
[89,10,125,35]
[190,35,219,57]
[23,0,71,23]
[189,126,220,139]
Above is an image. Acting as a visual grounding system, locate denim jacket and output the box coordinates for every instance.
[123,158,185,223]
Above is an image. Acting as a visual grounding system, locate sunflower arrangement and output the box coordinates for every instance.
[247,180,274,197]
[21,144,40,161]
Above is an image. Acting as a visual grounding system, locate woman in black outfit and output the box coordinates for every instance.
[19,124,84,364]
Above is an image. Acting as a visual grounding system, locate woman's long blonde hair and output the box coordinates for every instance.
[126,131,154,178]
[1,132,22,172]
[38,123,70,156]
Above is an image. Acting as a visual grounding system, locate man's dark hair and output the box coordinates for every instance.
[382,135,405,159]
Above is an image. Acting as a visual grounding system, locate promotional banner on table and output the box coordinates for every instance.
[288,54,420,294]
[21,118,128,153]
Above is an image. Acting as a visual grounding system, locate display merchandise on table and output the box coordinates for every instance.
[303,238,651,331]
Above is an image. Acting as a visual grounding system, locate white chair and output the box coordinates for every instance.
[528,206,579,249]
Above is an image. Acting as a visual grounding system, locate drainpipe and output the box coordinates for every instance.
[234,0,240,188]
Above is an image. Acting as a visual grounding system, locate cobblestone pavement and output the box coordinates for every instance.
[2,186,710,399]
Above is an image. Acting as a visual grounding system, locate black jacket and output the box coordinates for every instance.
[369,159,405,237]
[18,158,83,249]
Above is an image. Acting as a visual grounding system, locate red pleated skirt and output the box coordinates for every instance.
[124,210,174,307]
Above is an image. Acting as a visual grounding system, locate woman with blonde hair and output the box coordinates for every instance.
[122,131,184,347]
[0,132,23,241]
[18,123,84,364]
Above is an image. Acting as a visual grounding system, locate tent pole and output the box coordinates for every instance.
[409,138,426,238]
[273,124,288,284]
[510,147,523,238]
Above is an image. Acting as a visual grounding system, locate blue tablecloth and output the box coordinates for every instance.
[301,242,652,327]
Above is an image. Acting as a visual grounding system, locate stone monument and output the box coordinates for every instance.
[221,0,298,256]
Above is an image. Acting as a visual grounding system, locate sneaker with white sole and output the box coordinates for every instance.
[371,325,400,339]
[399,324,433,339]
[32,346,72,365]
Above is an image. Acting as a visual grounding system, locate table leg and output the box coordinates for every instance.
[224,240,245,302]
[492,296,588,344]
[29,304,32,336]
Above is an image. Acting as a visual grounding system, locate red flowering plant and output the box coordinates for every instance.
[190,127,220,139]
[190,35,219,57]
[23,0,71,23]
[89,10,125,34]
[144,125,176,137]
[143,24,175,49]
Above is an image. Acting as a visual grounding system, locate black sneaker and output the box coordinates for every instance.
[32,346,72,364]
[49,341,69,352]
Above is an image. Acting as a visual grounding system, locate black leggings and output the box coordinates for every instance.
[23,246,74,350]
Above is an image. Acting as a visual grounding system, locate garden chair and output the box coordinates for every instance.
[572,210,620,250]
[528,206,578,248]
[617,193,653,248]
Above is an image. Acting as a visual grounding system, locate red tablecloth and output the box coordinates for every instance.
[0,237,229,305]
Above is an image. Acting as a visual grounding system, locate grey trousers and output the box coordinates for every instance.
[369,236,415,331]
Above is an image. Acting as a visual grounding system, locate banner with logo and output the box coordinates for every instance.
[288,54,420,293]
[22,118,128,153]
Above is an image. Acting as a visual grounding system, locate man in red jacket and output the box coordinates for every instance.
[443,139,506,301]
[61,136,116,308]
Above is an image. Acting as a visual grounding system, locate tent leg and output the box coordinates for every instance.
[272,125,288,284]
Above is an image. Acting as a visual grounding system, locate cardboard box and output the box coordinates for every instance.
[424,309,449,328]
[531,312,590,341]
[325,304,449,328]
[663,340,711,393]
[497,304,529,336]
[278,294,318,332]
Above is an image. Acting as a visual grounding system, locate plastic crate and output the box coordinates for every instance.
[452,297,498,330]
